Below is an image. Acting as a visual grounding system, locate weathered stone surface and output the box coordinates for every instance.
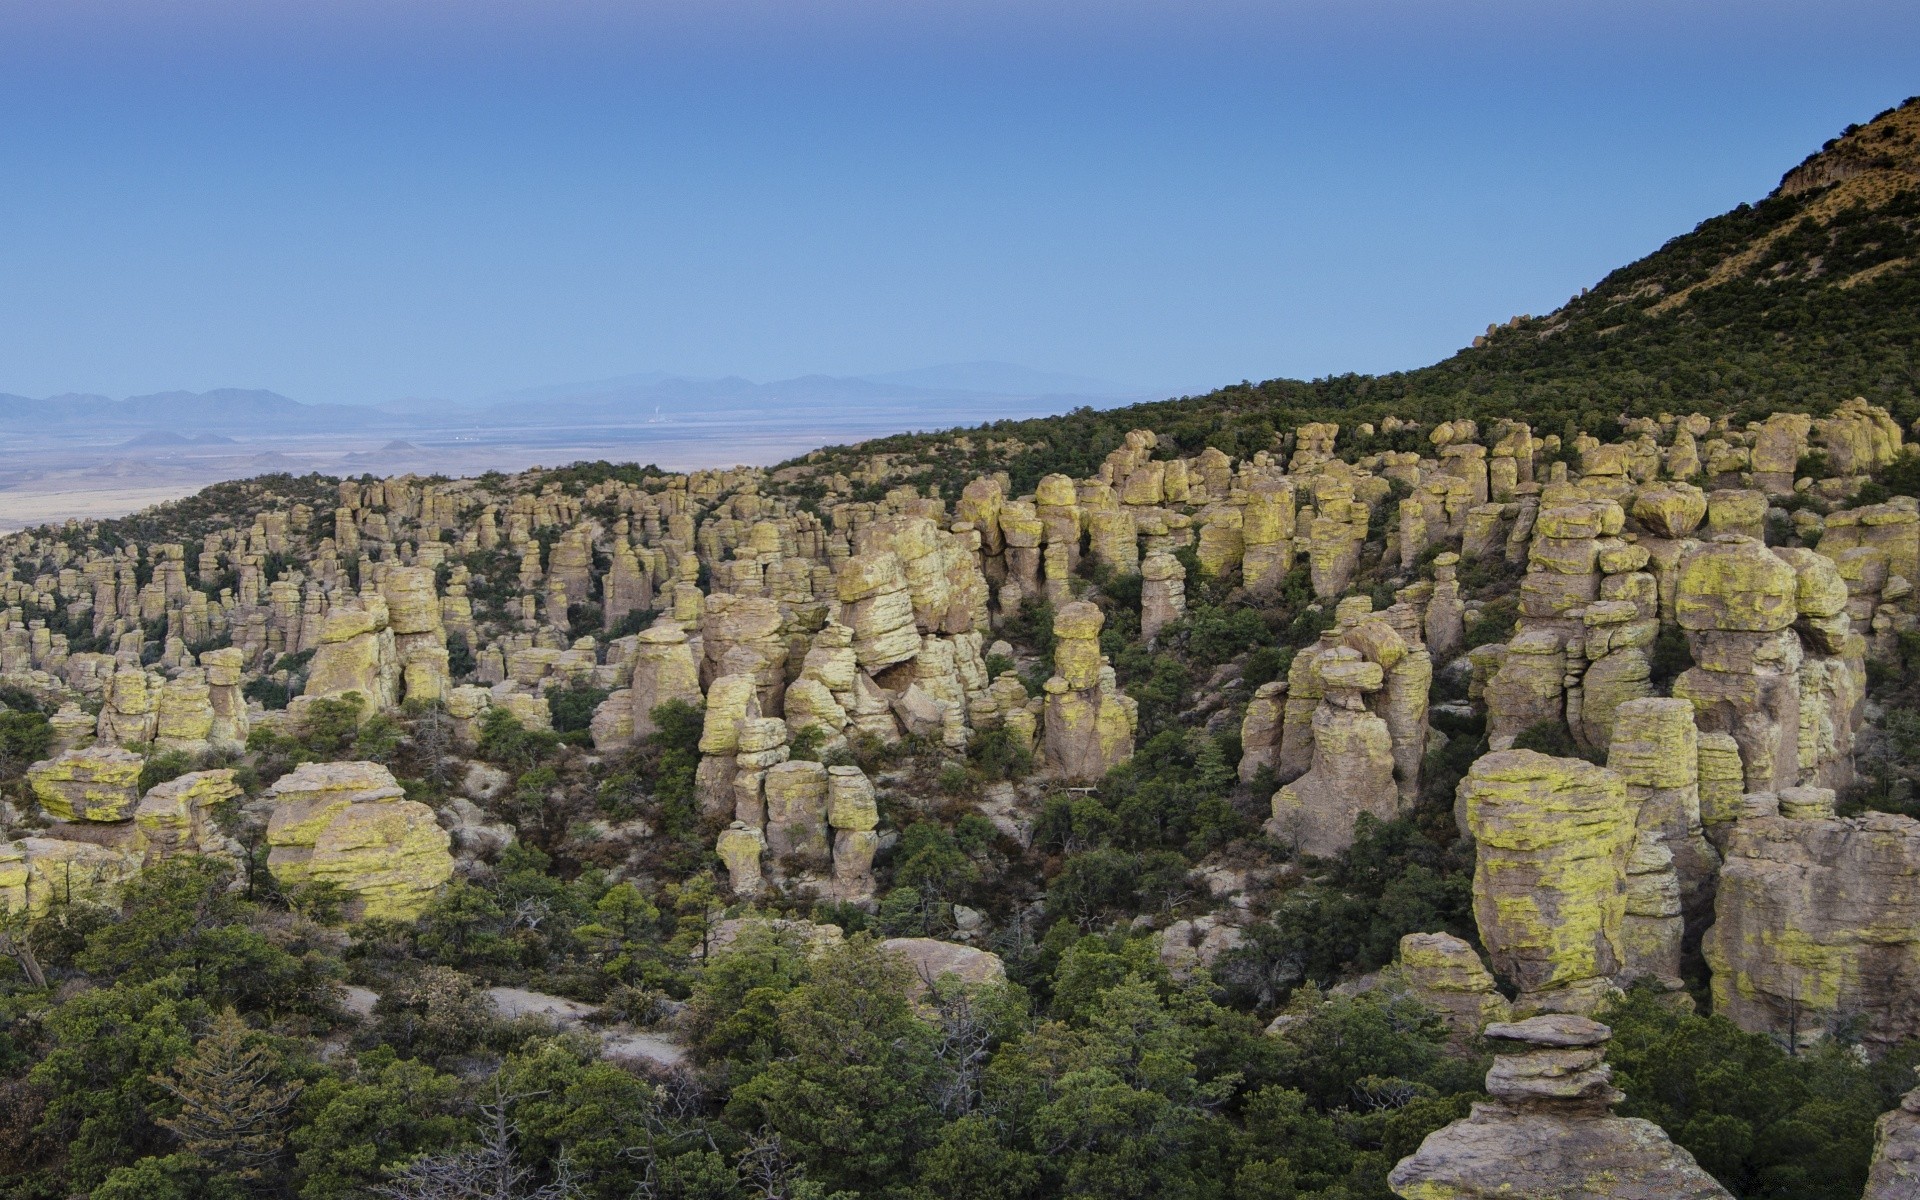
[1704,809,1920,1050]
[1388,1017,1732,1200]
[134,769,241,864]
[1140,551,1187,641]
[0,836,139,915]
[1238,680,1287,784]
[264,761,452,920]
[1398,932,1511,1043]
[629,617,704,738]
[763,759,829,860]
[303,600,399,712]
[28,746,144,822]
[1632,483,1708,539]
[716,822,766,897]
[1606,698,1719,920]
[1486,630,1567,751]
[1866,1082,1920,1200]
[1675,537,1798,633]
[154,669,216,752]
[881,937,1007,997]
[1269,648,1397,857]
[1459,751,1634,1013]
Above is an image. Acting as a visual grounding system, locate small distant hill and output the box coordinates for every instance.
[0,388,383,434]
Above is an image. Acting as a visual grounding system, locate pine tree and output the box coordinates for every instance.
[153,1008,304,1184]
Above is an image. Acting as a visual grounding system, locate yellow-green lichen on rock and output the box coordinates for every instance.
[27,746,145,822]
[265,760,451,921]
[1459,750,1635,1013]
[1703,808,1920,1051]
[0,836,141,915]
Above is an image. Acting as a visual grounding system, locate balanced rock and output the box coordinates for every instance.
[1459,751,1634,1013]
[1268,648,1396,858]
[1398,932,1511,1044]
[1388,1016,1733,1200]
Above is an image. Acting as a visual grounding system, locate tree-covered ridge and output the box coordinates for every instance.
[782,97,1920,499]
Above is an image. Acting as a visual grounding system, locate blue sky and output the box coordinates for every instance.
[1,0,1916,405]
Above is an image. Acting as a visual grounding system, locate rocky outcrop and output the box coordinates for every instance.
[1388,1015,1733,1200]
[1606,697,1720,922]
[626,616,703,739]
[1041,602,1136,782]
[881,937,1007,998]
[1459,751,1634,1014]
[134,769,243,865]
[27,746,144,822]
[302,601,399,714]
[1704,804,1920,1050]
[1268,649,1397,858]
[1866,1080,1920,1200]
[264,761,453,921]
[0,837,139,915]
[1140,551,1187,641]
[1397,932,1511,1044]
[1671,537,1803,794]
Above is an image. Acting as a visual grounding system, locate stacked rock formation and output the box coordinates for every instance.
[1041,602,1137,783]
[1867,1077,1920,1200]
[264,761,453,920]
[1388,1015,1733,1200]
[1267,599,1431,855]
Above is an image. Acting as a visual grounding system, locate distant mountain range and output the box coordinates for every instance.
[2,362,1167,441]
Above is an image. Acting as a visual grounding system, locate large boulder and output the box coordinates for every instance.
[1459,751,1635,1013]
[27,746,144,822]
[264,761,452,921]
[0,836,139,915]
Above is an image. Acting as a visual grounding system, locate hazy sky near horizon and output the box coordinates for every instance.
[2,1,1916,406]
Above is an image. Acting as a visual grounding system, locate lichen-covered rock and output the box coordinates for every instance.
[264,761,452,921]
[134,769,242,864]
[27,746,144,822]
[1398,932,1511,1044]
[1675,536,1798,633]
[0,836,139,915]
[716,822,767,897]
[1631,483,1708,539]
[199,646,250,750]
[1459,751,1634,1013]
[1605,698,1719,920]
[1042,603,1135,781]
[763,759,829,860]
[1387,1016,1732,1200]
[97,667,160,744]
[303,601,399,712]
[837,550,922,670]
[154,669,216,752]
[1269,649,1397,858]
[629,617,704,739]
[1238,681,1287,784]
[1486,630,1567,751]
[1704,808,1920,1050]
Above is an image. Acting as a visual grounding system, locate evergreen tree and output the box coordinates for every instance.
[153,1009,305,1186]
